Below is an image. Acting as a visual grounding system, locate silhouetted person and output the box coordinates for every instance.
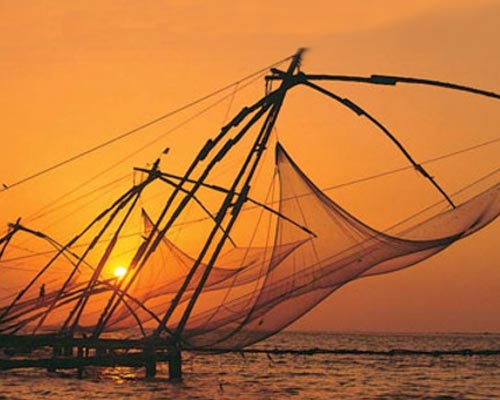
[39,283,46,303]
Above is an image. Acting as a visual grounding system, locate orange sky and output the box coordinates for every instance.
[1,0,499,332]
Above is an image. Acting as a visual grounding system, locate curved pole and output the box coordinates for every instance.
[299,78,456,209]
[168,49,306,342]
[267,72,500,101]
[0,218,21,259]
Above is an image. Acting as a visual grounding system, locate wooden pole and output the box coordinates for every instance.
[144,345,157,378]
[170,48,305,341]
[92,95,273,337]
[167,343,182,380]
[77,345,85,378]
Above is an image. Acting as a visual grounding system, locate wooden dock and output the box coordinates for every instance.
[0,334,182,379]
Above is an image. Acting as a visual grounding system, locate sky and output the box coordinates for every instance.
[1,0,499,332]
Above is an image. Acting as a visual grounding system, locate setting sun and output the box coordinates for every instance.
[113,266,127,279]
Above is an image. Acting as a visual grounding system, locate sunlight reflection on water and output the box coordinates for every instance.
[0,332,499,400]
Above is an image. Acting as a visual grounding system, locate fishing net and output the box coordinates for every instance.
[1,61,500,352]
[104,210,307,332]
[1,139,500,344]
[178,143,500,349]
[1,138,499,347]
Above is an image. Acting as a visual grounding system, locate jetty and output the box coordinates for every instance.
[0,334,181,379]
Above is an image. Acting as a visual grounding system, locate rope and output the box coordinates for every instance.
[0,55,293,194]
[21,71,269,227]
[320,135,500,193]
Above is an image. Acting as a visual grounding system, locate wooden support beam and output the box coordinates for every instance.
[0,334,173,350]
[77,345,85,378]
[0,352,170,371]
[144,346,157,378]
[168,345,182,380]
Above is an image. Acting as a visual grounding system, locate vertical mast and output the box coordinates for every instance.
[158,48,305,341]
[92,102,272,337]
[92,55,301,338]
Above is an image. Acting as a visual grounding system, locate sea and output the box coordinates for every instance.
[0,331,499,400]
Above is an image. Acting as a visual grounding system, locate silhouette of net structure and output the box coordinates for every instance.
[180,144,500,349]
[1,51,499,351]
[1,141,498,348]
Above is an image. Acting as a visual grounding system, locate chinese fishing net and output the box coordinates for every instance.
[2,122,500,353]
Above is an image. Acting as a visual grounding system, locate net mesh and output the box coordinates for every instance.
[177,143,500,348]
[0,143,499,348]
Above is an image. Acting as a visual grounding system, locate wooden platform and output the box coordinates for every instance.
[0,334,182,379]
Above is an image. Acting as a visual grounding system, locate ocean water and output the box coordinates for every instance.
[0,332,499,400]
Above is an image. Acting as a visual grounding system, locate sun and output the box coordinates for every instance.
[113,266,127,279]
